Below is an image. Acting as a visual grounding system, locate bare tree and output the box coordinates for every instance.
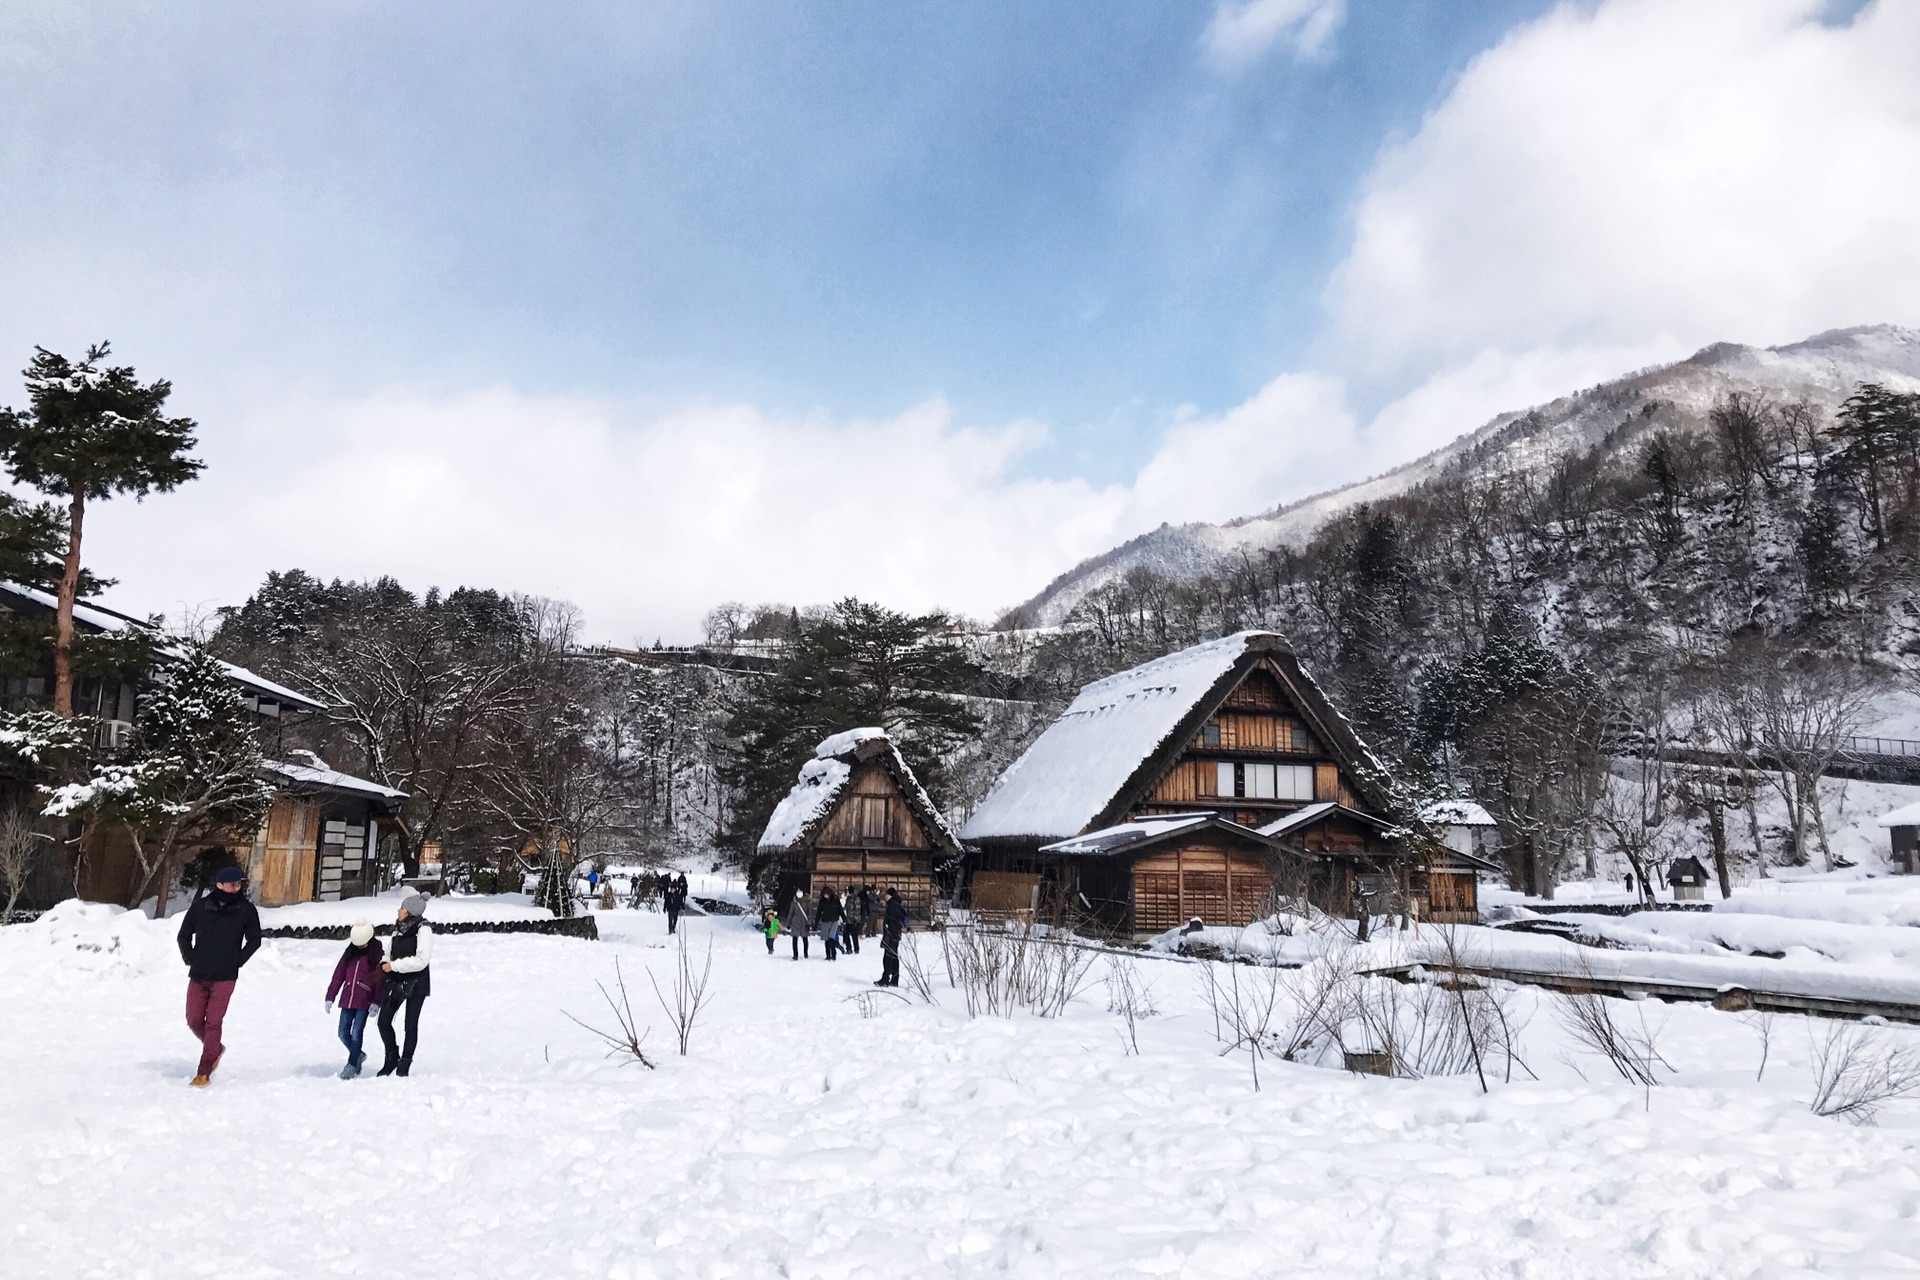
[649,932,715,1056]
[564,958,656,1068]
[1751,648,1880,869]
[0,803,44,920]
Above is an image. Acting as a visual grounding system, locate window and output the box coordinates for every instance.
[1278,764,1315,800]
[859,796,889,842]
[1202,720,1221,747]
[1216,762,1315,803]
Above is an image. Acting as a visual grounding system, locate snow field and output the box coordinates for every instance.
[5,905,1920,1278]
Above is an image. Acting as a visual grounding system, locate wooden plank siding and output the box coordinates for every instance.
[252,794,322,907]
[1131,844,1273,933]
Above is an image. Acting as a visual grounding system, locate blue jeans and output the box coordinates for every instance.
[337,1006,371,1068]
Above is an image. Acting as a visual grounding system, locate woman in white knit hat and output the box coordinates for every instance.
[324,919,386,1079]
[376,895,434,1077]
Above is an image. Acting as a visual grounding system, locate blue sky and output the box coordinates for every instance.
[3,0,1918,639]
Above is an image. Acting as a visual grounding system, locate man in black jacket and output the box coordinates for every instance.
[176,866,262,1087]
[876,888,907,987]
[663,873,688,934]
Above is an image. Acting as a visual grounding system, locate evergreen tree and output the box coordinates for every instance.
[1824,382,1920,550]
[718,598,981,880]
[0,344,202,717]
[36,644,272,912]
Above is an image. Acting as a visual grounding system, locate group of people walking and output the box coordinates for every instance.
[175,867,436,1086]
[759,883,908,986]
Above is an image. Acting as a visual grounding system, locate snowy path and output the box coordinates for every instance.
[5,906,1920,1278]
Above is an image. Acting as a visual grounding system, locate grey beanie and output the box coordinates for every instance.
[401,893,428,918]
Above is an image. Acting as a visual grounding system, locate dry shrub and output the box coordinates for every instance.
[1808,1021,1920,1125]
[649,932,715,1056]
[942,922,1098,1018]
[1555,968,1671,1093]
[1105,954,1156,1055]
[564,958,657,1068]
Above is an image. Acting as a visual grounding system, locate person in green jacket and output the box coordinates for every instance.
[760,905,782,955]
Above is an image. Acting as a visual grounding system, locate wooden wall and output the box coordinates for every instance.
[1143,661,1356,813]
[1130,840,1274,933]
[815,763,930,849]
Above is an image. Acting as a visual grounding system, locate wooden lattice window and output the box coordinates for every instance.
[859,796,889,843]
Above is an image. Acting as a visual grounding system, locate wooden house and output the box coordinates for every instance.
[758,728,962,922]
[0,580,407,909]
[1415,798,1502,923]
[961,631,1423,935]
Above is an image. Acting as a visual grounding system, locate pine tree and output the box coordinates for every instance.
[0,344,202,718]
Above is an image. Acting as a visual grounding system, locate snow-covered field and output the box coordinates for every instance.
[7,897,1920,1278]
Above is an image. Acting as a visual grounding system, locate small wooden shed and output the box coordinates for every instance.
[757,728,961,922]
[1665,855,1709,902]
[1877,801,1920,875]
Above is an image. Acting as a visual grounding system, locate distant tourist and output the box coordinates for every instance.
[877,888,906,988]
[376,895,434,1077]
[816,886,843,961]
[785,891,811,960]
[759,905,781,955]
[325,919,386,1079]
[175,865,262,1088]
[663,873,689,934]
[841,884,863,955]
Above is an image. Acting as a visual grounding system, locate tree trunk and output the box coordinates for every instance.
[53,490,84,719]
[1809,780,1835,871]
[1779,770,1806,866]
[1743,777,1767,878]
[1705,798,1732,899]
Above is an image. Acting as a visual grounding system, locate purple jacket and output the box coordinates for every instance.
[327,940,388,1010]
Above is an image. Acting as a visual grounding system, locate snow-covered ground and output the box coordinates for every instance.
[6,897,1920,1278]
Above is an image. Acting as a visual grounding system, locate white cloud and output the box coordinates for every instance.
[1202,0,1347,70]
[78,373,1376,643]
[1326,0,1920,381]
[81,388,1126,643]
[1126,374,1359,525]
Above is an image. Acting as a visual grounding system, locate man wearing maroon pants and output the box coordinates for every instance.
[175,866,262,1088]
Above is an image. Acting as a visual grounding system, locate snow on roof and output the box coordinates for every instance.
[813,726,887,759]
[960,632,1266,843]
[0,580,327,712]
[758,727,962,855]
[758,755,854,852]
[217,660,327,712]
[1877,801,1920,828]
[1256,803,1338,838]
[261,758,408,802]
[1040,813,1215,857]
[1420,799,1497,828]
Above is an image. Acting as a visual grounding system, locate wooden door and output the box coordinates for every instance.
[256,795,321,906]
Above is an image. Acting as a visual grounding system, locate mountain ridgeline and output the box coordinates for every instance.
[998,326,1920,892]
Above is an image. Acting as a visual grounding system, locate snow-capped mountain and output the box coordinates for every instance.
[1014,325,1920,626]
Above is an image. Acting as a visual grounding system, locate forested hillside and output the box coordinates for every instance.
[1012,376,1920,896]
